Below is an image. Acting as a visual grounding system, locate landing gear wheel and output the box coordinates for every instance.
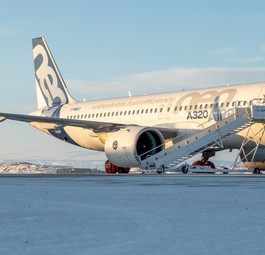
[157,165,165,174]
[253,168,261,174]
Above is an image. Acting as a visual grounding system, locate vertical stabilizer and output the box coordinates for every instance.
[32,37,76,109]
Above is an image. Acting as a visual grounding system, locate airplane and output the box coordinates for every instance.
[1,36,265,174]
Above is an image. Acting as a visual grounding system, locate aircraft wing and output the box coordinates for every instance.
[0,112,124,130]
[0,112,178,137]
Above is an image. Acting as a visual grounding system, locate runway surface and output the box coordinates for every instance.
[0,174,265,255]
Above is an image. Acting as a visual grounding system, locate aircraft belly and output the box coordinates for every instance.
[63,126,104,151]
[30,123,104,151]
[223,123,265,149]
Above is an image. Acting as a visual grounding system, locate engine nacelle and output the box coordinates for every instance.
[105,126,164,167]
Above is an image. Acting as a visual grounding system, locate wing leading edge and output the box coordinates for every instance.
[0,112,123,131]
[0,112,178,137]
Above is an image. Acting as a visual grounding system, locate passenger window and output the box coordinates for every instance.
[194,105,197,110]
[199,105,202,109]
[221,103,224,108]
[226,102,229,107]
[174,106,178,111]
[184,106,187,111]
[205,104,208,109]
[189,105,192,110]
[179,106,182,111]
[141,109,144,114]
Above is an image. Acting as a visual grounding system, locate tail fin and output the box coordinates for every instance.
[32,37,76,109]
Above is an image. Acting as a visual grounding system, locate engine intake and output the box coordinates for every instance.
[104,126,164,167]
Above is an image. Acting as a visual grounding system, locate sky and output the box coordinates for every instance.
[1,0,265,164]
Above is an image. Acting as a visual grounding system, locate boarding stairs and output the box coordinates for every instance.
[139,99,265,171]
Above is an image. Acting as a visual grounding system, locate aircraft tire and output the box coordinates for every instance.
[253,168,261,174]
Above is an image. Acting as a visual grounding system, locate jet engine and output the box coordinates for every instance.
[104,126,164,167]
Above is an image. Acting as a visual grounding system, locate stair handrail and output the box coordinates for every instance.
[137,103,251,163]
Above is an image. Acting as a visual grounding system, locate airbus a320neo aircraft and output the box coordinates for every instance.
[1,37,265,173]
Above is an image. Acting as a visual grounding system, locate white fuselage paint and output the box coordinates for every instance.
[30,82,265,151]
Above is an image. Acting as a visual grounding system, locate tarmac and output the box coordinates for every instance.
[0,174,265,255]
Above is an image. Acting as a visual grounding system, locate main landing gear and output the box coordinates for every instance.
[253,168,261,174]
[104,160,130,174]
[192,150,216,169]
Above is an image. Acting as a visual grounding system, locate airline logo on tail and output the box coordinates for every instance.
[33,37,69,108]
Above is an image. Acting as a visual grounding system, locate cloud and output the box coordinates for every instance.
[227,56,264,64]
[211,46,264,64]
[66,67,265,100]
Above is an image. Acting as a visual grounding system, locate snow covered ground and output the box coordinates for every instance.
[0,162,102,174]
[0,174,265,255]
[0,159,106,171]
[0,162,58,174]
